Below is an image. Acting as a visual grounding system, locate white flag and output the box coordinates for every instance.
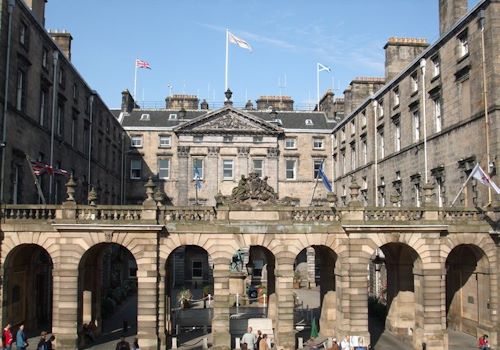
[471,164,500,194]
[318,63,331,72]
[228,31,252,51]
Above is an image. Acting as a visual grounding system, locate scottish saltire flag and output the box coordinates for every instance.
[194,167,202,189]
[135,59,151,69]
[228,31,252,51]
[317,63,331,72]
[318,167,333,192]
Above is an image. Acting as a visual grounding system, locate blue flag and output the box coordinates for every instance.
[318,167,332,192]
[194,167,202,189]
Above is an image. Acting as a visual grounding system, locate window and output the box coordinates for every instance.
[83,121,89,156]
[192,158,203,179]
[414,182,421,207]
[193,135,203,143]
[19,22,29,47]
[379,177,386,207]
[413,110,420,141]
[71,113,77,147]
[285,138,296,149]
[56,104,64,136]
[169,113,177,120]
[253,135,263,143]
[393,86,400,106]
[457,30,468,58]
[433,97,442,133]
[58,67,65,87]
[252,159,263,177]
[378,129,385,158]
[362,138,367,165]
[131,135,143,147]
[223,135,233,143]
[341,128,346,142]
[223,159,234,179]
[313,159,323,179]
[73,83,79,101]
[394,121,401,151]
[16,70,25,111]
[350,143,356,170]
[140,113,150,121]
[341,150,346,175]
[285,159,297,180]
[350,120,355,135]
[361,110,367,127]
[378,100,384,118]
[305,119,314,126]
[431,56,440,77]
[313,137,324,149]
[436,176,445,207]
[42,48,49,69]
[130,159,142,179]
[39,89,47,126]
[410,72,418,93]
[158,159,170,179]
[159,135,171,147]
[192,261,203,278]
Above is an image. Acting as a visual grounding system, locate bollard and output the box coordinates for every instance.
[203,337,208,349]
[263,293,267,307]
[235,337,241,349]
[172,337,178,349]
[236,293,240,307]
[327,337,332,348]
[298,337,304,349]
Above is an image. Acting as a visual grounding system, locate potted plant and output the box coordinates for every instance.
[177,288,192,309]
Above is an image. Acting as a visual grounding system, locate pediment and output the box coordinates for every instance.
[174,106,283,135]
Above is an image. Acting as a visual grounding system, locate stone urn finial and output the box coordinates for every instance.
[88,187,97,206]
[422,182,435,206]
[65,175,77,202]
[349,178,361,201]
[215,191,224,206]
[144,177,155,201]
[154,186,166,206]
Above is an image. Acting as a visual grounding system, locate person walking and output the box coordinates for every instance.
[2,323,13,350]
[478,334,490,350]
[241,327,256,350]
[15,324,28,350]
[132,337,140,350]
[258,334,270,350]
[255,330,262,350]
[46,335,55,350]
[116,336,131,350]
[37,331,48,350]
[327,338,340,350]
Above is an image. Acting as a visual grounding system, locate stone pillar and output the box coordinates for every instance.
[275,257,295,350]
[52,261,79,349]
[266,148,279,192]
[206,147,220,206]
[137,254,160,350]
[177,146,190,205]
[158,267,167,348]
[212,259,231,350]
[420,268,446,350]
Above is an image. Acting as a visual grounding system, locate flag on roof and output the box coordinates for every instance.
[135,59,151,69]
[228,31,252,51]
[30,160,69,177]
[471,163,500,194]
[318,62,331,72]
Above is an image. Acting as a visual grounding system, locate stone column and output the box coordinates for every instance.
[274,256,295,350]
[266,147,279,192]
[137,253,160,350]
[206,147,220,206]
[158,267,167,348]
[419,268,446,350]
[212,259,231,350]
[177,146,190,205]
[52,260,79,349]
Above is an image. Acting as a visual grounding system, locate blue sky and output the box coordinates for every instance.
[45,0,480,110]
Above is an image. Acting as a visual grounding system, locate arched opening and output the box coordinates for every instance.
[3,244,53,336]
[165,245,213,347]
[293,246,338,341]
[368,243,423,348]
[446,244,491,338]
[77,243,138,348]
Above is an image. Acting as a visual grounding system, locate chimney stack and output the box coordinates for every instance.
[384,37,428,81]
[121,90,137,113]
[49,30,73,61]
[165,94,199,109]
[256,96,294,111]
[439,0,468,36]
[24,0,47,26]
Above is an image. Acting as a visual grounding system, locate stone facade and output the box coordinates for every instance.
[0,0,123,205]
[332,0,500,209]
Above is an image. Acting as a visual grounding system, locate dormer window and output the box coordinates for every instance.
[169,113,177,120]
[272,118,283,126]
[140,113,150,121]
[305,119,313,126]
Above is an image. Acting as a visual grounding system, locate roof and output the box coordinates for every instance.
[116,106,336,131]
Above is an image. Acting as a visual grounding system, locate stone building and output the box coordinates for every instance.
[116,91,337,206]
[332,0,499,208]
[0,0,124,205]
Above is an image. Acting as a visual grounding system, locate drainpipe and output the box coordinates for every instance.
[120,131,125,204]
[0,0,16,204]
[372,100,378,206]
[87,91,96,202]
[48,51,59,204]
[420,58,428,184]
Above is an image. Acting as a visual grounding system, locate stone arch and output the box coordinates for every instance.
[1,231,58,266]
[2,242,54,334]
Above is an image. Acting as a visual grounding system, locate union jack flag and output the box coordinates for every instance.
[135,59,151,69]
[30,160,69,177]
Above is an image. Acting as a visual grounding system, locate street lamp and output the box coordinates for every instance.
[372,253,385,272]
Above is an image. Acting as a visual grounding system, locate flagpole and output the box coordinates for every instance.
[451,164,478,207]
[309,160,324,206]
[225,29,229,91]
[316,63,320,111]
[133,60,138,100]
[25,156,46,204]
